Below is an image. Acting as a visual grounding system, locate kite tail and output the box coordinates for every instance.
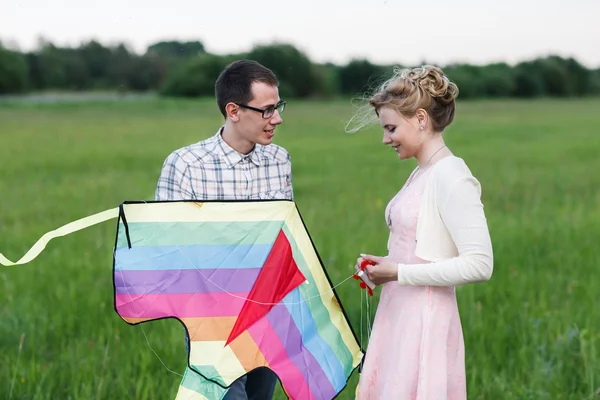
[0,207,119,267]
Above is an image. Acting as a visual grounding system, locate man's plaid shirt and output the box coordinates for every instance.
[155,128,293,201]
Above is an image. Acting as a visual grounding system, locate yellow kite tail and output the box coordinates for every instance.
[0,207,119,267]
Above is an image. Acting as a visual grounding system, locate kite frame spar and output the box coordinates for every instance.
[111,199,365,399]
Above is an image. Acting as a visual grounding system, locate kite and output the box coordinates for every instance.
[1,200,364,400]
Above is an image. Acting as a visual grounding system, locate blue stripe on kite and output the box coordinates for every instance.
[114,244,273,271]
[282,288,347,392]
[266,300,336,399]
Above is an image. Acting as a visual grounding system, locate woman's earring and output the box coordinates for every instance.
[420,125,424,130]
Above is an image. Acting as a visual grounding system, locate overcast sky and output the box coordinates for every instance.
[2,0,599,68]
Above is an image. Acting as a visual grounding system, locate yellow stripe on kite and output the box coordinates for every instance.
[189,341,247,386]
[175,385,211,400]
[122,201,294,223]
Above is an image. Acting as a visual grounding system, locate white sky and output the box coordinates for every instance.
[1,0,599,68]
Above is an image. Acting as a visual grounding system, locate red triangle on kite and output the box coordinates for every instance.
[225,229,306,346]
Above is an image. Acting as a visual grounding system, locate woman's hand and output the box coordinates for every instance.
[355,254,398,285]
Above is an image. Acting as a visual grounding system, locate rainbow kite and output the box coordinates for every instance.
[115,200,363,399]
[0,200,363,399]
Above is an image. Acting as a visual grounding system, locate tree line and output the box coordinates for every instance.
[1,38,599,99]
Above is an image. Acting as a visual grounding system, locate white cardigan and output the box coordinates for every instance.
[396,155,494,286]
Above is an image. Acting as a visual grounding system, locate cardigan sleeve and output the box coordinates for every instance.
[397,175,494,286]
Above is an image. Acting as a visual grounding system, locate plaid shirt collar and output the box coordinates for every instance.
[216,127,263,169]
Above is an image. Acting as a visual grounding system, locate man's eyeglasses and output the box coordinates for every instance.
[236,100,286,119]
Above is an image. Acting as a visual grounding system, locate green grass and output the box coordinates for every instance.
[1,97,599,399]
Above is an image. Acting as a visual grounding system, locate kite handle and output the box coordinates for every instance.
[352,260,375,296]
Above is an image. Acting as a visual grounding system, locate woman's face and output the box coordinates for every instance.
[378,107,423,160]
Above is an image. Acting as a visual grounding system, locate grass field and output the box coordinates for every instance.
[1,97,599,399]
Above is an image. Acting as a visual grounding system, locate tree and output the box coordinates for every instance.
[146,41,205,59]
[247,43,316,98]
[79,40,113,86]
[338,59,388,95]
[590,69,600,95]
[0,46,29,93]
[159,54,238,97]
[512,61,546,98]
[36,43,68,89]
[564,57,591,96]
[311,63,341,99]
[480,63,516,97]
[444,64,486,99]
[537,56,572,96]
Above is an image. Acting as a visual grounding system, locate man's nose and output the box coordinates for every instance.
[270,111,283,124]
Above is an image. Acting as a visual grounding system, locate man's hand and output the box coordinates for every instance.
[355,254,398,285]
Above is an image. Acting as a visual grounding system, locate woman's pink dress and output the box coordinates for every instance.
[356,167,467,399]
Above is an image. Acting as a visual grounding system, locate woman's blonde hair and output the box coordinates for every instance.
[346,65,459,133]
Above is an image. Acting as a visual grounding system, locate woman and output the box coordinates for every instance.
[349,65,493,399]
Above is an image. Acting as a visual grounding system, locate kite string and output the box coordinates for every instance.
[360,286,363,350]
[116,266,183,377]
[360,286,374,351]
[114,247,359,378]
[366,289,373,339]
[175,245,356,306]
[139,323,184,377]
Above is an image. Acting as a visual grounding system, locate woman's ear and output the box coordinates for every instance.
[415,108,429,129]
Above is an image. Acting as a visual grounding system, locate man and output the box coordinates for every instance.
[155,60,292,399]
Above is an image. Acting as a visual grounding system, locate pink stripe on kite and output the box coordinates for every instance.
[115,293,246,319]
[248,317,315,400]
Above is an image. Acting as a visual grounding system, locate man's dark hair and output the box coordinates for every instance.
[215,60,279,118]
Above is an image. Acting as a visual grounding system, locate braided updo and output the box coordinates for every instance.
[346,65,459,133]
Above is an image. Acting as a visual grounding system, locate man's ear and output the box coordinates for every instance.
[225,103,241,122]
